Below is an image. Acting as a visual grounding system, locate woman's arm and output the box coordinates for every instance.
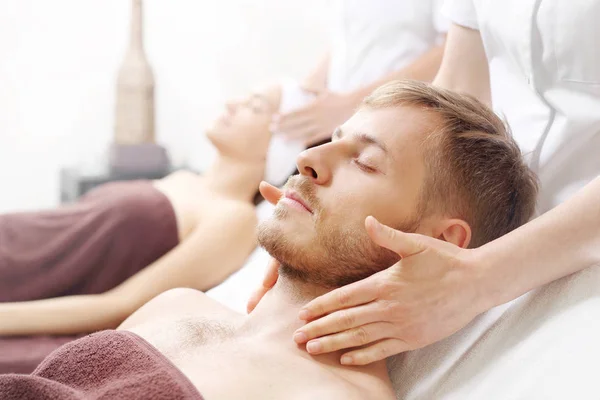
[0,294,125,336]
[0,204,257,336]
[274,42,446,145]
[478,176,600,309]
[433,23,491,105]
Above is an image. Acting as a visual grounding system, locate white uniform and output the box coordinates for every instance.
[389,1,600,399]
[446,0,600,212]
[328,0,448,93]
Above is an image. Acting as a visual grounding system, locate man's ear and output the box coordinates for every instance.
[434,219,471,248]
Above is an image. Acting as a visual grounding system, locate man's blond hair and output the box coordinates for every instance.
[362,80,538,247]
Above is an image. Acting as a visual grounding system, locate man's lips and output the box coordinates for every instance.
[282,190,313,214]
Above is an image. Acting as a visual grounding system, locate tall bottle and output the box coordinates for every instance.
[114,0,155,145]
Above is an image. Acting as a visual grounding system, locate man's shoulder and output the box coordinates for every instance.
[118,287,241,330]
[153,287,211,304]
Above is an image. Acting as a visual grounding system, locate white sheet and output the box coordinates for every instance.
[388,265,600,399]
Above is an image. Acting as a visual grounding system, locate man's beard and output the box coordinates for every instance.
[257,175,420,289]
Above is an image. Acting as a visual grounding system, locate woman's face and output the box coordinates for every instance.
[207,85,281,160]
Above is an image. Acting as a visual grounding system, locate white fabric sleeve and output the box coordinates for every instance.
[433,0,450,34]
[441,0,479,30]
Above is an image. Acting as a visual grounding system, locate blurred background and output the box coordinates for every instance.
[0,0,332,212]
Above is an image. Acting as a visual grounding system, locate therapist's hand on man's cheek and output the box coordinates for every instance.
[293,216,487,366]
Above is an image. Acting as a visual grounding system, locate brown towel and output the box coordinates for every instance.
[0,335,82,374]
[0,180,179,301]
[0,330,204,400]
[0,180,179,373]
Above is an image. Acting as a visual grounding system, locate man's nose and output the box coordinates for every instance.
[296,145,336,185]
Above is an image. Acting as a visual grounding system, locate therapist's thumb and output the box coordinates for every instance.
[247,258,280,314]
[365,216,426,258]
[259,181,283,206]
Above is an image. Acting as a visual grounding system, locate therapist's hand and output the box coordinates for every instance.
[246,181,283,314]
[247,257,280,313]
[293,216,487,365]
[271,91,361,146]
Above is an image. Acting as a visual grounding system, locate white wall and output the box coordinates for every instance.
[0,0,331,212]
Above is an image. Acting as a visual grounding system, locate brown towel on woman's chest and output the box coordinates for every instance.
[0,180,179,302]
[0,330,204,399]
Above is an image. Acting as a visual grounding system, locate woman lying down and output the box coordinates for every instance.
[0,82,316,373]
[0,82,538,399]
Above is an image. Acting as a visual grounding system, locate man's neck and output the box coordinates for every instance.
[241,276,329,341]
[240,275,389,377]
[203,154,264,202]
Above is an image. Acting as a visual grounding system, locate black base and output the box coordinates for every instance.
[60,161,189,203]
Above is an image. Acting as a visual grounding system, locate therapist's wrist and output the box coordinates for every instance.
[467,242,522,313]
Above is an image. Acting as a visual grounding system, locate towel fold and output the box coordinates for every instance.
[0,330,203,400]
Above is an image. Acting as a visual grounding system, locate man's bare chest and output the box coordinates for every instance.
[128,316,358,400]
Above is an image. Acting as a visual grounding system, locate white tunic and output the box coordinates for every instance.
[445,0,600,212]
[327,0,448,92]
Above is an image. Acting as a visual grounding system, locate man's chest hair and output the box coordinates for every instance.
[170,315,237,346]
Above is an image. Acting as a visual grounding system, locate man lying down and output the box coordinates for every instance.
[0,81,538,400]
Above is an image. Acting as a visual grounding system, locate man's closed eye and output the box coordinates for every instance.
[353,159,378,173]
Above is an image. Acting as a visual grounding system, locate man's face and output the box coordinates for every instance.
[258,105,435,288]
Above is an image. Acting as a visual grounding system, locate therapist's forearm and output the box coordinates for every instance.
[475,177,600,310]
[353,43,445,101]
[0,294,128,336]
[432,24,491,106]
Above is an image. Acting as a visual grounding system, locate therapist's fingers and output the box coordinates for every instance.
[261,258,280,288]
[293,302,382,344]
[340,338,410,366]
[365,216,427,258]
[282,125,319,142]
[299,272,381,321]
[304,322,396,355]
[259,181,283,206]
[247,258,280,314]
[246,289,264,314]
[274,105,315,132]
